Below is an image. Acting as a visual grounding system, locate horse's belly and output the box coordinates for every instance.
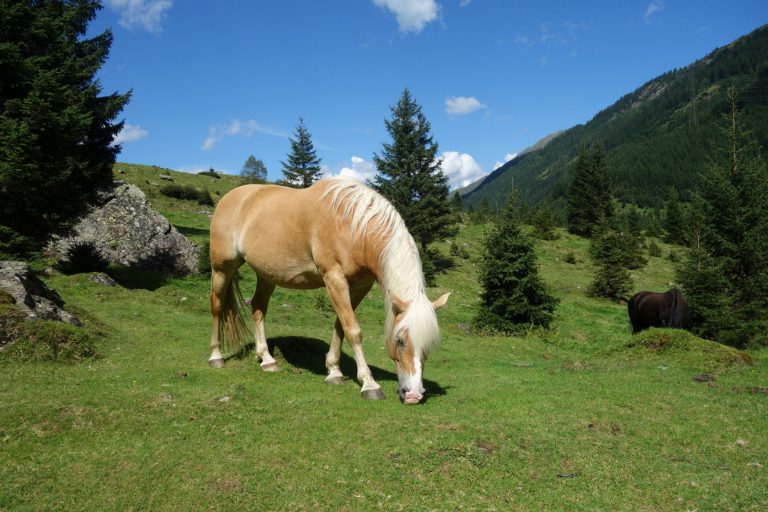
[249,259,325,289]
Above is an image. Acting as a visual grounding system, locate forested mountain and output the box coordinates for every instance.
[462,24,768,210]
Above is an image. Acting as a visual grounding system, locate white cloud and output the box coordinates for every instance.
[324,156,377,183]
[459,0,473,6]
[112,123,148,145]
[202,119,289,151]
[492,153,517,170]
[106,0,172,34]
[439,151,486,189]
[445,96,487,116]
[643,2,664,24]
[372,0,440,34]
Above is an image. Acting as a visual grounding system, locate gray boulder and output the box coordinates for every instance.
[48,183,199,275]
[0,261,80,325]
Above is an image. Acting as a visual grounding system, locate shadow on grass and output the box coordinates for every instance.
[107,265,168,291]
[176,225,210,238]
[229,335,448,401]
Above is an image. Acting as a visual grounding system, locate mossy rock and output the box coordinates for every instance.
[628,327,753,369]
[0,289,16,304]
[0,313,98,363]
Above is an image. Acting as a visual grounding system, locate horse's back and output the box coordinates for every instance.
[210,181,361,288]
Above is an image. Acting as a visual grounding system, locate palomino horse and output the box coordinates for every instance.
[208,178,449,404]
[627,288,691,333]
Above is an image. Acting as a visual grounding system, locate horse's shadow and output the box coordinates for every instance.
[233,336,448,401]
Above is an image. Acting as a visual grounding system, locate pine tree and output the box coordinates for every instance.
[372,89,457,284]
[677,88,768,347]
[240,155,267,184]
[474,195,559,333]
[588,226,633,300]
[532,205,560,240]
[663,186,687,245]
[566,145,612,237]
[281,118,322,188]
[0,0,129,254]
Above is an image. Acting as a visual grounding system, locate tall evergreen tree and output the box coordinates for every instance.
[663,186,687,245]
[0,0,130,254]
[566,145,612,237]
[677,88,768,347]
[588,226,633,300]
[281,117,322,188]
[372,89,457,283]
[240,155,267,184]
[474,195,559,333]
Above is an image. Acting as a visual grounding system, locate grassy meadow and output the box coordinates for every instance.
[1,165,766,511]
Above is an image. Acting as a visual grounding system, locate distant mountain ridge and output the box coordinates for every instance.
[462,24,768,210]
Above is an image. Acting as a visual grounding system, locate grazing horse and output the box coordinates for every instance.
[627,288,691,333]
[208,178,450,404]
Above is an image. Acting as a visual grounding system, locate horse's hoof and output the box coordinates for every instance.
[208,358,225,369]
[260,362,279,372]
[325,376,346,385]
[361,388,385,400]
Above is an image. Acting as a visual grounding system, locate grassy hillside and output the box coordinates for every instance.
[464,24,768,210]
[1,173,766,511]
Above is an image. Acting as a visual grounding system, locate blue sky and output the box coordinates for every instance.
[94,1,767,189]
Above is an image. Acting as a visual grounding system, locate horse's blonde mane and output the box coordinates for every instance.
[321,178,440,356]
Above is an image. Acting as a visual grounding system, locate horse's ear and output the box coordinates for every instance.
[391,294,409,315]
[432,292,450,311]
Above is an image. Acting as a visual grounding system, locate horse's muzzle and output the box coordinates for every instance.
[399,387,424,404]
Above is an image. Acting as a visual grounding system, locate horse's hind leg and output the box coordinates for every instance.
[251,278,277,371]
[209,266,235,368]
[325,281,373,385]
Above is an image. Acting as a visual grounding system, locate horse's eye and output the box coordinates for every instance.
[395,335,404,347]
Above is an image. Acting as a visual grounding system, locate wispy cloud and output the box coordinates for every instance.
[440,151,486,189]
[202,119,289,151]
[643,2,664,24]
[112,123,148,145]
[105,0,173,35]
[445,96,487,116]
[459,0,473,6]
[372,0,440,34]
[514,20,591,48]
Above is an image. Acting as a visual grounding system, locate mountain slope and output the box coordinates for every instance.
[463,24,768,210]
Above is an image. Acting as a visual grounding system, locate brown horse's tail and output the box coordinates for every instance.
[218,271,251,357]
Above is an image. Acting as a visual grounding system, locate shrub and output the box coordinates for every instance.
[160,184,214,206]
[197,239,211,274]
[647,240,662,257]
[564,252,577,264]
[449,242,470,259]
[58,241,109,274]
[314,291,332,313]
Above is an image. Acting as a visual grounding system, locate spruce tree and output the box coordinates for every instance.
[474,195,559,333]
[372,89,457,283]
[588,226,633,300]
[663,186,687,245]
[677,88,768,347]
[532,205,560,240]
[566,145,612,237]
[240,155,267,184]
[0,0,129,254]
[281,118,322,188]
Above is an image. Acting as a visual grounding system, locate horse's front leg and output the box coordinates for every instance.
[325,281,373,386]
[323,271,383,400]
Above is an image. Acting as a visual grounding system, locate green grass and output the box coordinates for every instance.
[1,172,767,511]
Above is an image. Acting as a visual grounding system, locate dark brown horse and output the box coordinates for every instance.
[627,288,691,333]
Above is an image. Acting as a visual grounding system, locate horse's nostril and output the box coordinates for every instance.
[398,387,408,402]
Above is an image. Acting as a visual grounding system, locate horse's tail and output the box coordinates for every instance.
[218,271,251,356]
[668,288,681,328]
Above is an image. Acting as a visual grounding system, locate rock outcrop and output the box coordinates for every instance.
[0,261,80,325]
[48,183,199,275]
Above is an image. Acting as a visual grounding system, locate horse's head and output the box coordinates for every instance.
[387,292,450,404]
